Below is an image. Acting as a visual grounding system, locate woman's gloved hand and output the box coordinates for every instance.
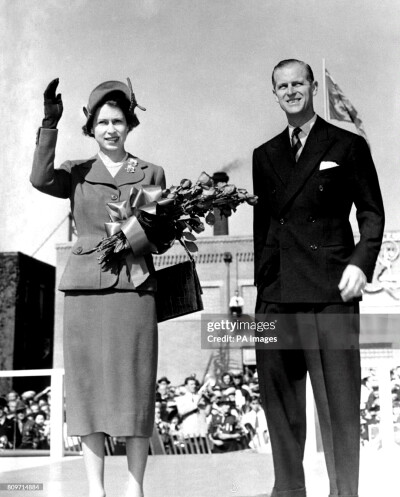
[138,210,176,255]
[42,78,63,129]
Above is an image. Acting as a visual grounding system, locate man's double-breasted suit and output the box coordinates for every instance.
[253,116,384,497]
[253,116,384,303]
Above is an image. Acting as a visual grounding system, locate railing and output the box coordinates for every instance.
[167,434,212,455]
[0,368,65,459]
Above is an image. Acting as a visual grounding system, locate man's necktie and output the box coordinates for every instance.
[291,127,302,162]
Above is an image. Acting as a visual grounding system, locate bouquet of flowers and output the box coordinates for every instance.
[96,171,257,269]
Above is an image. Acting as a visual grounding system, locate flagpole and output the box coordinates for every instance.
[322,58,328,121]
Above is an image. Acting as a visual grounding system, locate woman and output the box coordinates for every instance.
[31,78,166,497]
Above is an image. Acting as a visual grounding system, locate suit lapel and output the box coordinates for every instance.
[78,155,116,186]
[268,128,294,186]
[278,117,336,214]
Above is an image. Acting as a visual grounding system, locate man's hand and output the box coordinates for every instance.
[338,264,367,302]
[42,78,63,129]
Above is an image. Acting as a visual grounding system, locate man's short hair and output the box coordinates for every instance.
[272,59,314,88]
[184,376,198,386]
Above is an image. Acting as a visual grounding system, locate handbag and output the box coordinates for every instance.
[156,240,203,322]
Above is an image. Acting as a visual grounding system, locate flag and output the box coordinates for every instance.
[325,68,370,146]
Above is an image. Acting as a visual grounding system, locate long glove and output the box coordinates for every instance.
[42,78,63,129]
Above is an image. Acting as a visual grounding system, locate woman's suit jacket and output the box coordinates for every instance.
[253,116,385,303]
[31,127,166,292]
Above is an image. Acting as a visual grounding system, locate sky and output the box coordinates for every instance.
[1,0,399,265]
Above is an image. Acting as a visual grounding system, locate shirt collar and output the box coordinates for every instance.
[288,113,317,139]
[98,150,128,168]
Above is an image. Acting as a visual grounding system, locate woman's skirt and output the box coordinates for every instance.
[63,289,157,437]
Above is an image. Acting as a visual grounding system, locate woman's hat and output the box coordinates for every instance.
[83,78,146,120]
[15,400,27,413]
[157,376,171,385]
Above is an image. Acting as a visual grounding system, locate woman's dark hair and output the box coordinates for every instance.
[82,91,139,137]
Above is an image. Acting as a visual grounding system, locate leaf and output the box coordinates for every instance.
[182,231,197,241]
[176,220,188,230]
[183,240,198,253]
[205,212,216,225]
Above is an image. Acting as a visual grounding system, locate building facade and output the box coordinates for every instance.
[54,232,400,385]
[0,252,55,394]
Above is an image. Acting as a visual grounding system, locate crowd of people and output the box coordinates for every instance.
[360,366,400,445]
[154,365,400,453]
[154,369,269,454]
[0,387,51,450]
[2,366,400,452]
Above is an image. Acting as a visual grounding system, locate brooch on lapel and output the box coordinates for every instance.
[125,158,138,173]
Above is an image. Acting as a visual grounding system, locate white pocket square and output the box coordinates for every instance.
[319,161,340,170]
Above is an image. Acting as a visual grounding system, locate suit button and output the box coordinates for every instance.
[279,218,285,225]
[307,216,316,223]
[310,244,318,251]
[75,246,83,254]
[318,184,324,192]
[271,188,276,195]
[111,194,118,200]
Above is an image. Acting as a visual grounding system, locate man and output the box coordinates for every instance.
[156,376,171,400]
[6,400,27,449]
[208,397,247,453]
[232,372,250,411]
[253,59,384,497]
[241,396,269,449]
[19,411,50,450]
[175,376,208,437]
[156,376,172,421]
[360,376,374,410]
[229,290,245,317]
